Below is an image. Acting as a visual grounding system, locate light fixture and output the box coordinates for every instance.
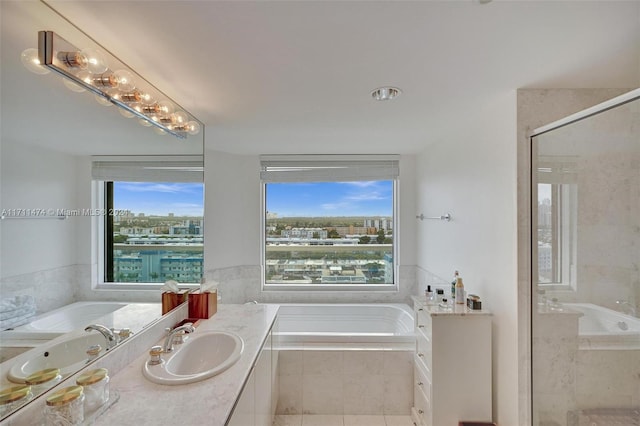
[22,31,202,139]
[371,87,401,101]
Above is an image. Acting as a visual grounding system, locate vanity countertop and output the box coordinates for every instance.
[92,303,279,426]
[411,295,492,316]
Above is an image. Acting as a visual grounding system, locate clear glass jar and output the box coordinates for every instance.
[76,368,109,413]
[25,368,61,394]
[0,385,32,417]
[44,385,84,426]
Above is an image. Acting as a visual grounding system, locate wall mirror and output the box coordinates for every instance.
[0,1,204,418]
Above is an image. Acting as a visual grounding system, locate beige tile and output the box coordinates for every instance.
[343,415,386,426]
[343,351,383,376]
[277,375,303,415]
[280,351,304,376]
[382,352,413,376]
[301,415,344,426]
[273,415,303,426]
[384,415,414,426]
[342,374,384,415]
[302,374,344,414]
[383,375,413,415]
[304,351,343,375]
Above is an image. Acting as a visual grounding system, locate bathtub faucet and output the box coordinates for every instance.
[85,324,118,349]
[615,300,637,317]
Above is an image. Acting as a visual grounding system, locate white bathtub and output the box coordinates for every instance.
[274,303,415,350]
[0,301,128,340]
[565,303,640,350]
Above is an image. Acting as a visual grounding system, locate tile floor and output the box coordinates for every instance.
[273,414,415,426]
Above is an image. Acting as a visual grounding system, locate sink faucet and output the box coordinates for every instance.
[85,324,118,349]
[616,300,637,317]
[162,324,195,353]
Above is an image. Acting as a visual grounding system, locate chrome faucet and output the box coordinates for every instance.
[162,323,195,353]
[85,324,118,349]
[615,300,637,317]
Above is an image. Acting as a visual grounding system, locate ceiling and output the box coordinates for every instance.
[2,0,639,156]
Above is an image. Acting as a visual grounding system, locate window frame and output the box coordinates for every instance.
[259,155,400,292]
[536,180,577,292]
[91,155,204,290]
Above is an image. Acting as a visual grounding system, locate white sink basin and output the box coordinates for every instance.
[143,331,244,385]
[8,333,108,383]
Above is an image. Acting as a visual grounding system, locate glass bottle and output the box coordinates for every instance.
[44,385,84,426]
[0,385,32,417]
[76,368,109,413]
[25,368,61,395]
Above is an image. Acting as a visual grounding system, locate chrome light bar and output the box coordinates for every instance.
[36,30,202,140]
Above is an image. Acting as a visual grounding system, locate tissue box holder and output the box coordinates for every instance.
[162,289,190,315]
[188,291,217,319]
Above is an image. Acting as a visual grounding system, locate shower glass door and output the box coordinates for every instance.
[531,91,640,426]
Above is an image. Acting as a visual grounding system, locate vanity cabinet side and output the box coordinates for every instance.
[412,297,493,426]
[227,328,274,426]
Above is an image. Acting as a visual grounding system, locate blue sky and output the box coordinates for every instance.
[114,182,204,216]
[266,181,393,217]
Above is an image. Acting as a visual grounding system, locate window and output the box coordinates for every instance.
[92,156,204,287]
[260,155,399,290]
[536,158,577,289]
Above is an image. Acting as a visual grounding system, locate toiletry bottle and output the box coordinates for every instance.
[451,270,459,301]
[455,277,465,304]
[425,285,435,304]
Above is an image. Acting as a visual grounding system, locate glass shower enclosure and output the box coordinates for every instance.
[530,89,640,426]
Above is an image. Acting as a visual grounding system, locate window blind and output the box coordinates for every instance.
[260,154,400,183]
[91,155,204,183]
[537,156,577,185]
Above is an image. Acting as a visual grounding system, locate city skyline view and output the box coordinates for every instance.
[266,181,393,217]
[113,182,204,217]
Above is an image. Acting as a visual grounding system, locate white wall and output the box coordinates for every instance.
[415,91,519,425]
[204,149,261,269]
[0,141,78,311]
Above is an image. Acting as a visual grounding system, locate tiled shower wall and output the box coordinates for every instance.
[276,350,414,416]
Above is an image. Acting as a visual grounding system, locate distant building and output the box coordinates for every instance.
[281,228,327,239]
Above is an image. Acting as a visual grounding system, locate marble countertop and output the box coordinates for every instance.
[92,303,279,426]
[411,295,492,316]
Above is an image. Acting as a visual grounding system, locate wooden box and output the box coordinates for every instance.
[188,291,217,319]
[162,289,190,315]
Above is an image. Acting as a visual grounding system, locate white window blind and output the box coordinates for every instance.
[91,155,204,183]
[260,154,400,183]
[537,156,577,185]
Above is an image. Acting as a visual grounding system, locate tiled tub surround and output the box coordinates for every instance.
[533,308,640,425]
[273,303,415,416]
[276,350,414,416]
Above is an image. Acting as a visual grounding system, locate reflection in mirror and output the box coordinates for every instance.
[531,90,639,424]
[0,1,204,419]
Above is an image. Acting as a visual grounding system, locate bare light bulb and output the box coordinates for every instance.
[63,77,86,93]
[20,48,50,75]
[172,111,188,125]
[91,73,119,89]
[94,94,112,107]
[186,121,201,135]
[138,118,153,127]
[157,100,175,117]
[138,91,156,106]
[113,69,135,92]
[80,48,108,74]
[119,108,135,118]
